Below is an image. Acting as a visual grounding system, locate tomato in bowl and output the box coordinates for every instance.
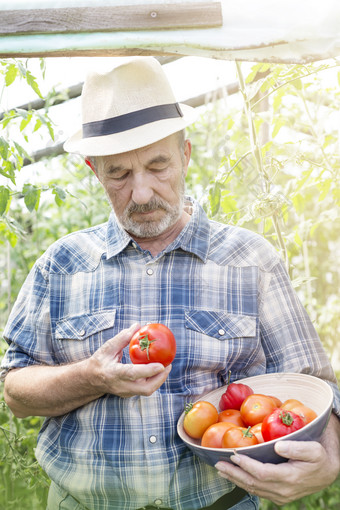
[177,373,334,465]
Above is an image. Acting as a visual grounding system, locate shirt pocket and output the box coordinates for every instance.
[185,309,257,340]
[54,310,116,364]
[183,310,259,392]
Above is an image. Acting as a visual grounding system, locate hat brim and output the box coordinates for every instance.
[63,103,198,157]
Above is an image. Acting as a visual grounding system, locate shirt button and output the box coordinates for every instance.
[218,328,225,336]
[146,268,154,275]
[149,435,157,444]
[154,499,162,506]
[79,329,86,336]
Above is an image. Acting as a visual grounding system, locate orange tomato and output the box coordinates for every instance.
[249,422,265,443]
[240,394,276,426]
[201,422,237,448]
[280,399,303,411]
[218,409,246,427]
[183,401,218,439]
[268,395,282,408]
[289,404,317,425]
[222,426,259,448]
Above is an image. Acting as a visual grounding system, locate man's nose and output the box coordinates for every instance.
[131,173,154,204]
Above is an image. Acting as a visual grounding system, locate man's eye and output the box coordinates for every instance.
[150,167,167,172]
[112,173,128,181]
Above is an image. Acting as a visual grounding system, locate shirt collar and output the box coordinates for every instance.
[105,197,211,262]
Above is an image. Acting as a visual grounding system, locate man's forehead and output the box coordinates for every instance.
[101,134,177,166]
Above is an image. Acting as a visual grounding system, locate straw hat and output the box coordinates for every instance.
[64,57,198,156]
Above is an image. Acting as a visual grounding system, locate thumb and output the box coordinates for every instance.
[275,440,324,463]
[106,323,140,357]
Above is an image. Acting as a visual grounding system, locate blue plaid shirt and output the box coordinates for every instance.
[2,197,340,510]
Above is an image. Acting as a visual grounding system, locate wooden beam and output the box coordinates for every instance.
[0,3,222,35]
[0,48,178,59]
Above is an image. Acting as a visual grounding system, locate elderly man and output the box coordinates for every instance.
[1,57,340,510]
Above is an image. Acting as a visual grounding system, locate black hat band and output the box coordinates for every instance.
[82,102,183,139]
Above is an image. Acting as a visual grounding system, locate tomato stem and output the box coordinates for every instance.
[138,334,157,360]
[280,410,294,426]
[184,403,193,414]
[243,426,254,438]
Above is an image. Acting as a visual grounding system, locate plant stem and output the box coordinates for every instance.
[235,61,290,272]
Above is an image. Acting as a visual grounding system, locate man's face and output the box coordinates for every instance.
[95,134,191,239]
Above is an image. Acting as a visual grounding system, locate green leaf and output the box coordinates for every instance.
[221,191,237,214]
[291,78,302,90]
[318,178,332,201]
[14,141,31,161]
[20,112,32,132]
[17,60,27,78]
[0,186,10,215]
[0,136,9,160]
[272,118,285,139]
[294,231,303,247]
[5,63,18,86]
[52,186,67,206]
[26,70,43,98]
[33,118,43,132]
[23,184,41,212]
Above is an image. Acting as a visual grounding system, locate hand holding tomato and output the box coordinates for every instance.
[215,414,340,506]
[129,323,176,367]
[89,323,171,398]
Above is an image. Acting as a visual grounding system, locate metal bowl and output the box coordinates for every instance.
[177,373,334,465]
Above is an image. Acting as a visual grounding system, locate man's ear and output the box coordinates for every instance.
[183,139,192,177]
[85,158,96,174]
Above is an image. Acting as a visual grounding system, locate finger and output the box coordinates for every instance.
[217,453,290,484]
[274,440,325,462]
[101,323,141,358]
[124,362,168,381]
[138,364,172,395]
[120,364,172,397]
[215,458,292,504]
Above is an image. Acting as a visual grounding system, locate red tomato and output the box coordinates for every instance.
[289,404,317,425]
[261,408,305,441]
[183,401,218,439]
[280,398,303,411]
[240,394,276,426]
[201,422,236,448]
[221,426,259,448]
[219,372,254,411]
[129,323,176,367]
[249,423,265,444]
[218,409,246,427]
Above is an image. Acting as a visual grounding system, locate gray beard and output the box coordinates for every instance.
[119,193,185,238]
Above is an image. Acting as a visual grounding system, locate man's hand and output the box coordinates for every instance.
[86,323,172,398]
[4,323,171,418]
[215,413,340,505]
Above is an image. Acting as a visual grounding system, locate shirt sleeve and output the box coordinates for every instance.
[259,258,340,418]
[1,261,56,379]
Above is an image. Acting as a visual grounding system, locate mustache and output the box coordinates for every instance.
[125,197,170,215]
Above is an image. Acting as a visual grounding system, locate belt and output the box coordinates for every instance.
[137,486,248,510]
